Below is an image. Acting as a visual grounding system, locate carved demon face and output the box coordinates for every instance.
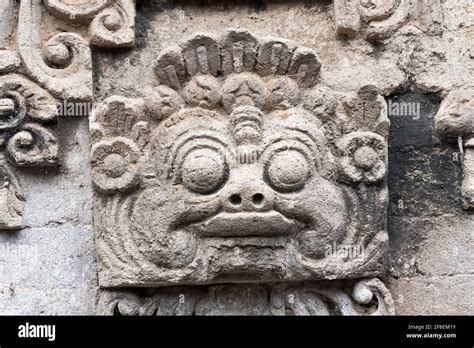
[92,30,389,286]
[130,101,348,277]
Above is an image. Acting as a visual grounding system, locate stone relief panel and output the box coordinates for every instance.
[0,73,59,230]
[91,29,391,288]
[334,0,443,41]
[0,0,137,231]
[15,0,136,101]
[435,89,474,209]
[98,278,395,316]
[17,0,93,101]
[8,0,471,316]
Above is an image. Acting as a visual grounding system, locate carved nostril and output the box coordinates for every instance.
[230,194,242,206]
[252,193,264,206]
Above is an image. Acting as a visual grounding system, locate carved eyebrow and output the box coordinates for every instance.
[263,127,319,152]
[167,131,231,178]
[261,127,323,169]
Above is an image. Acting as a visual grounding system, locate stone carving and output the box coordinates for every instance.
[44,0,110,23]
[0,51,21,74]
[0,74,58,166]
[0,0,137,231]
[0,158,24,230]
[17,0,93,101]
[435,89,474,209]
[98,278,395,315]
[0,0,15,49]
[0,0,83,231]
[91,30,390,287]
[44,0,136,48]
[333,0,443,40]
[0,1,20,75]
[16,0,136,101]
[0,73,59,229]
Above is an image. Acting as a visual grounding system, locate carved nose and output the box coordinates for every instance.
[222,185,273,212]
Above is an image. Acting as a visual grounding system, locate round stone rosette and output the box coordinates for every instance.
[337,132,387,184]
[91,137,140,193]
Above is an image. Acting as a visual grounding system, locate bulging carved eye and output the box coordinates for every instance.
[265,150,310,192]
[180,148,227,194]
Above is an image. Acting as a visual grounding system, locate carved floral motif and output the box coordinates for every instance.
[91,137,140,194]
[337,132,387,184]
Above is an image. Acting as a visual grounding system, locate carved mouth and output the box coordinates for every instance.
[187,211,304,237]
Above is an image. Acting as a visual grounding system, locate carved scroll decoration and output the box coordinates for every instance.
[98,278,395,315]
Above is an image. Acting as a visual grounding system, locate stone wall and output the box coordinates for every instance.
[0,0,472,315]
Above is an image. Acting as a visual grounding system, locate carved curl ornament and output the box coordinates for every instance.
[0,0,137,230]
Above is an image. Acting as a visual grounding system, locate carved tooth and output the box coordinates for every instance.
[182,34,220,77]
[165,65,182,91]
[256,39,294,77]
[196,46,209,74]
[288,48,321,88]
[270,43,283,74]
[232,43,245,73]
[221,29,258,75]
[155,48,186,91]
